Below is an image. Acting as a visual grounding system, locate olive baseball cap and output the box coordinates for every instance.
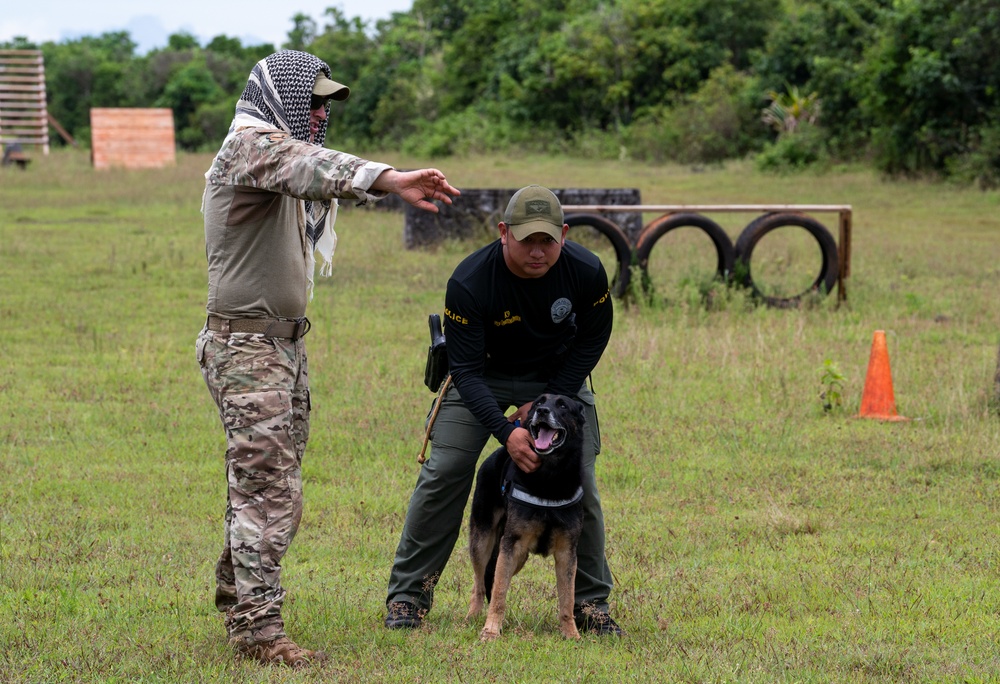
[313,72,350,101]
[503,185,565,241]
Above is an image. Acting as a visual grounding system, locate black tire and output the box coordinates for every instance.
[634,213,735,293]
[564,213,634,298]
[734,212,839,308]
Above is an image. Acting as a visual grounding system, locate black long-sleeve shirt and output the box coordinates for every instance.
[443,239,613,445]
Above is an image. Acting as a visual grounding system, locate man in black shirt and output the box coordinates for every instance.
[385,185,622,635]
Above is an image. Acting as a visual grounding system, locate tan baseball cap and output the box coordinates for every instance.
[503,185,565,241]
[313,72,350,102]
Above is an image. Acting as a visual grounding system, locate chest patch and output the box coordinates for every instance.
[550,298,572,324]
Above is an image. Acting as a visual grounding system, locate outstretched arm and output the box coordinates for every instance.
[372,168,461,212]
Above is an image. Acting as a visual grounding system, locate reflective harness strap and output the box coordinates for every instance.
[506,483,584,509]
[500,459,584,510]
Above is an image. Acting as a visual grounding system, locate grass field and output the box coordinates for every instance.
[1,149,999,683]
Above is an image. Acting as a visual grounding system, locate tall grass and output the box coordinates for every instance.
[1,150,999,682]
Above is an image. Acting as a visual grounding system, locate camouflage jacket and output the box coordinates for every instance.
[202,128,393,319]
[205,127,391,202]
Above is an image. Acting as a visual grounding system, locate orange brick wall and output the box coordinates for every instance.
[90,108,176,170]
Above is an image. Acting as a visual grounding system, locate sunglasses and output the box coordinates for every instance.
[310,94,330,111]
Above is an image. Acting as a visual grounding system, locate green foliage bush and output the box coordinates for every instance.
[670,65,765,164]
[945,124,1000,190]
[622,66,764,164]
[755,123,830,173]
[400,108,526,158]
[184,101,236,152]
[548,128,621,161]
[620,112,681,165]
[155,57,224,150]
[858,0,1000,180]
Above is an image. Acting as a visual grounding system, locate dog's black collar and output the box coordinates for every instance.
[505,482,584,510]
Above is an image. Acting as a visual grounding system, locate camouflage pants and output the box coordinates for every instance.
[196,327,310,645]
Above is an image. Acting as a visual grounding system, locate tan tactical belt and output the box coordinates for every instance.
[206,315,311,340]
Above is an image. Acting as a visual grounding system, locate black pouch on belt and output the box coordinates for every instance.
[423,313,449,392]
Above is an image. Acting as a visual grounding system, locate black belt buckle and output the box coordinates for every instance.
[291,317,311,341]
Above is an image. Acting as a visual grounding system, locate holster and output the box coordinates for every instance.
[423,313,449,392]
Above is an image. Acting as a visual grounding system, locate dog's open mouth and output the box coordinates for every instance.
[529,417,566,454]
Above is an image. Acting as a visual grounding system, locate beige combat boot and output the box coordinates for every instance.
[235,636,327,668]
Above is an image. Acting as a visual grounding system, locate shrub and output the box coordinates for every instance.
[624,65,766,165]
[400,109,529,157]
[946,123,1000,190]
[754,122,830,173]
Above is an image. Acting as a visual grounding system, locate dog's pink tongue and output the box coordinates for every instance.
[534,427,556,451]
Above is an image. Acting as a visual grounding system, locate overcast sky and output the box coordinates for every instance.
[1,1,415,54]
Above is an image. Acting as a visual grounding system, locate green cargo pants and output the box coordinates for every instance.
[386,373,613,614]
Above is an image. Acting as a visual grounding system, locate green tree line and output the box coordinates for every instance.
[4,0,998,186]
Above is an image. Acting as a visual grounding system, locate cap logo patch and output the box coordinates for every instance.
[525,199,550,216]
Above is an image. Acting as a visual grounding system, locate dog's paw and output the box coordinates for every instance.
[560,618,582,640]
[479,627,501,642]
[466,599,484,619]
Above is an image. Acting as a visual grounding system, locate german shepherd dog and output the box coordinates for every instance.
[466,393,587,641]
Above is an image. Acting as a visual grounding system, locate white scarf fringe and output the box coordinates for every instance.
[306,199,338,300]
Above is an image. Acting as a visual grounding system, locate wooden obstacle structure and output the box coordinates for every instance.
[0,49,49,165]
[90,108,176,170]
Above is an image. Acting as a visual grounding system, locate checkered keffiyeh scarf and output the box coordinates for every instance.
[233,50,329,147]
[228,50,339,294]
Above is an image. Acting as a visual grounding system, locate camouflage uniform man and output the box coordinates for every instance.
[196,50,458,668]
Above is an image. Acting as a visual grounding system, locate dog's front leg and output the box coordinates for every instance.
[466,578,486,622]
[553,537,581,640]
[480,552,512,641]
[481,540,528,641]
[466,527,492,621]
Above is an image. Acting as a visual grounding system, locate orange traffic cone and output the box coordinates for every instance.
[857,330,907,421]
